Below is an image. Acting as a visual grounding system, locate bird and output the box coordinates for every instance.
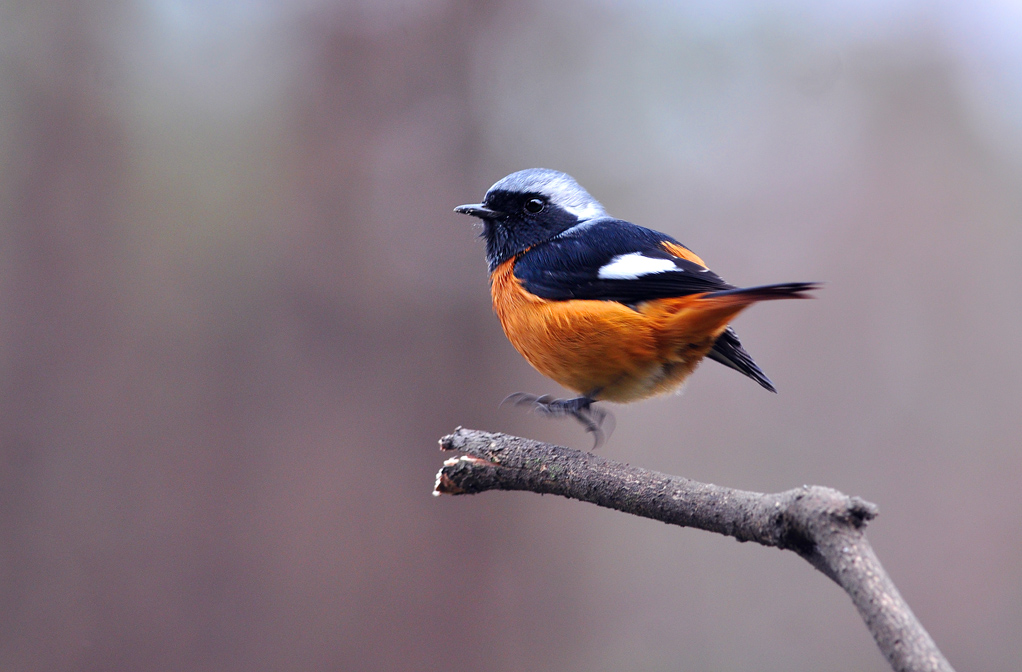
[454,168,818,445]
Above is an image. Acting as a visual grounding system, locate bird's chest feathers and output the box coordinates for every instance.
[488,258,709,400]
[489,259,584,353]
[489,258,640,349]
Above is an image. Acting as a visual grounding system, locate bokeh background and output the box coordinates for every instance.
[2,1,1021,670]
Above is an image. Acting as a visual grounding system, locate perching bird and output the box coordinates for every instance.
[455,168,818,444]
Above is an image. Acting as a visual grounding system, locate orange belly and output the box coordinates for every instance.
[490,258,752,403]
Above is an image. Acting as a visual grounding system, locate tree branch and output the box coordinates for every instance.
[434,427,954,672]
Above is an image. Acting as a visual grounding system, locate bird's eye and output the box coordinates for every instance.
[523,198,545,214]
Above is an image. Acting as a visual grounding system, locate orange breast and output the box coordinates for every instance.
[489,258,752,403]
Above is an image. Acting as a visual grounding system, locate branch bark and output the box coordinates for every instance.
[434,427,954,672]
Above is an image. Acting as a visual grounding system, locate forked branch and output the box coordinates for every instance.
[434,428,954,672]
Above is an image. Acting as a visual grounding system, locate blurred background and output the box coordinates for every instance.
[1,0,1021,670]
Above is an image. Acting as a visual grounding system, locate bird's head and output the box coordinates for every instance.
[455,168,607,270]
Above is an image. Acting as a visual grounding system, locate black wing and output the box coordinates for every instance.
[513,219,732,303]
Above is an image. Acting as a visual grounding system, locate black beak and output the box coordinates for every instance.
[454,203,504,219]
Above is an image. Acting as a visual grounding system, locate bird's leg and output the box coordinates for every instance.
[503,392,614,449]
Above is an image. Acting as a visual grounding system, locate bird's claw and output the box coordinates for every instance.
[501,393,614,449]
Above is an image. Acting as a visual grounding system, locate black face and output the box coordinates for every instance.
[478,190,582,271]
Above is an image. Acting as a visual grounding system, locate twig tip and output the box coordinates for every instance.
[433,468,465,495]
[439,427,466,452]
[848,496,879,523]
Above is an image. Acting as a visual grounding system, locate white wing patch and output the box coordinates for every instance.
[597,253,678,280]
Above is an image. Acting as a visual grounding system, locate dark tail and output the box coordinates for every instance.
[704,281,821,301]
[707,327,776,393]
[703,282,821,392]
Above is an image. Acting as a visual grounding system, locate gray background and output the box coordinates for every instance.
[2,1,1021,670]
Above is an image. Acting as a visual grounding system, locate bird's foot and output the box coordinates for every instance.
[502,393,614,449]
